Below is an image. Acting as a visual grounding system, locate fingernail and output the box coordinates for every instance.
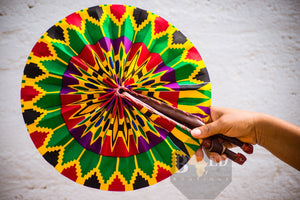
[196,156,202,162]
[221,155,227,160]
[191,128,201,137]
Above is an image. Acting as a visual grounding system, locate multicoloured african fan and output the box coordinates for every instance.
[21,4,211,191]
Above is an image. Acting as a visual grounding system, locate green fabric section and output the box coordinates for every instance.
[177,80,198,85]
[118,156,135,183]
[147,121,157,133]
[73,86,90,91]
[136,151,154,177]
[37,76,62,92]
[185,142,200,153]
[67,28,89,54]
[93,126,102,141]
[37,110,64,129]
[62,139,84,165]
[161,48,184,66]
[198,89,211,98]
[178,97,208,106]
[149,34,169,54]
[111,20,119,40]
[41,60,67,76]
[120,16,134,41]
[175,126,200,152]
[35,93,61,110]
[84,19,104,44]
[85,120,96,134]
[134,22,152,47]
[98,156,117,182]
[79,150,100,177]
[101,15,113,39]
[119,45,124,61]
[47,125,72,147]
[174,62,197,81]
[77,66,91,77]
[51,42,76,63]
[138,126,147,138]
[150,138,175,166]
[77,116,90,126]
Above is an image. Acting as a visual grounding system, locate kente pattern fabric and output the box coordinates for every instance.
[21,4,211,191]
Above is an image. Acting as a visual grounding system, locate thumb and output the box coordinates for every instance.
[191,120,222,139]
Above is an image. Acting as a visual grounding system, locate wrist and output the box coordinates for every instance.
[253,113,269,146]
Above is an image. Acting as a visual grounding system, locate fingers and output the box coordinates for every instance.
[195,148,204,162]
[191,120,222,139]
[195,147,227,163]
[222,141,237,149]
[203,147,227,163]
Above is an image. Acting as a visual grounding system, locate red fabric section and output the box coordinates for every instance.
[60,104,84,130]
[159,91,179,107]
[60,94,81,106]
[78,45,96,67]
[127,43,149,67]
[69,56,88,71]
[154,117,175,132]
[117,96,124,119]
[109,175,125,191]
[32,41,53,58]
[21,86,40,101]
[61,165,78,181]
[154,16,169,35]
[65,13,82,29]
[110,5,126,22]
[92,42,106,62]
[124,78,134,86]
[30,131,49,149]
[60,94,85,130]
[103,78,117,88]
[146,53,163,71]
[100,135,139,157]
[71,42,106,71]
[185,47,202,61]
[156,166,172,182]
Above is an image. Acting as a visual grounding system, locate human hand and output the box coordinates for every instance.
[191,107,259,163]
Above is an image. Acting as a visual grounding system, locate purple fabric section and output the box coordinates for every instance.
[163,82,180,90]
[99,36,132,55]
[137,126,169,153]
[69,125,102,154]
[123,98,133,109]
[154,126,169,139]
[61,36,133,95]
[193,113,207,120]
[196,106,211,115]
[137,136,149,153]
[154,62,179,90]
[112,36,132,54]
[60,35,182,156]
[98,37,112,52]
[106,95,116,111]
[61,62,81,94]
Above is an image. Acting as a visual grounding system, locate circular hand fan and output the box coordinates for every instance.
[21,4,211,191]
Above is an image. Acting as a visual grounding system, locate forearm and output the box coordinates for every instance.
[256,114,300,170]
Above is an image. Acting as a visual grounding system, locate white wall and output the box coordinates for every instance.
[0,0,299,199]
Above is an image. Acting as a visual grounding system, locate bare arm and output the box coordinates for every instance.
[255,113,300,170]
[191,107,300,170]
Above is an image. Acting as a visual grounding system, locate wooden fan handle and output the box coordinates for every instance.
[122,90,253,165]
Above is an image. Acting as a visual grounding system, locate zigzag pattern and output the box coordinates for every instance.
[21,4,211,191]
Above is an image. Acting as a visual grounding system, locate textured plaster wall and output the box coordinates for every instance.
[0,0,299,199]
